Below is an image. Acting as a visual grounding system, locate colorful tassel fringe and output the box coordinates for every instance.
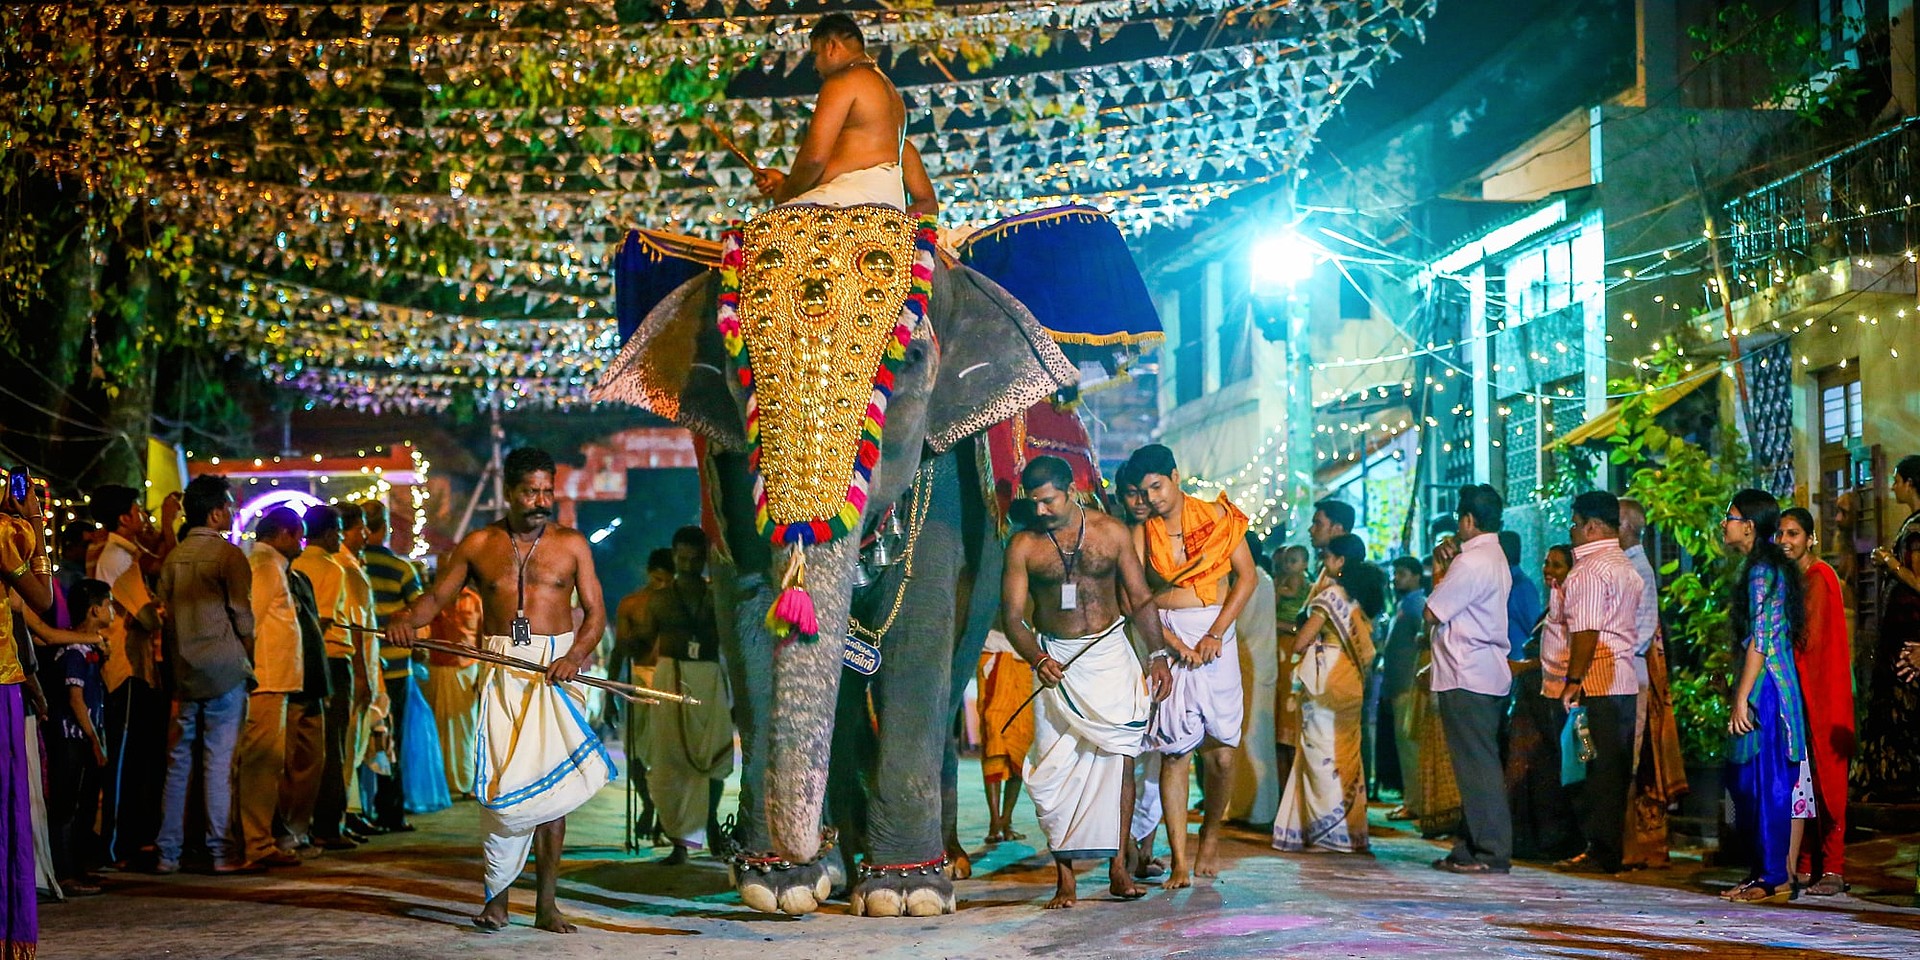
[766,546,819,648]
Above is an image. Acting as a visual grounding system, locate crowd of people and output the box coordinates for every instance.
[974,445,1920,909]
[10,435,1920,949]
[0,467,506,955]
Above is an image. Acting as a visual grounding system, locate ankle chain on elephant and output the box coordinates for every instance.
[732,829,840,874]
[857,853,950,880]
[849,462,935,644]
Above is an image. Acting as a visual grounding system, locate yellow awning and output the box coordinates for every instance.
[1553,369,1717,448]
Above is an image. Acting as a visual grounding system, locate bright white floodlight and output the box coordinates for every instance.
[1249,232,1318,295]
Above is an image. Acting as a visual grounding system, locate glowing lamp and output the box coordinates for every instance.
[1249,232,1318,296]
[235,489,327,541]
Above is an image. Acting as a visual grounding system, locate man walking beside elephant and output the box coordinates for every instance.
[629,526,736,865]
[384,447,616,933]
[1128,444,1257,887]
[1001,457,1172,909]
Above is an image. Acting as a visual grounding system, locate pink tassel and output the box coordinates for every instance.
[767,586,819,646]
[766,546,820,648]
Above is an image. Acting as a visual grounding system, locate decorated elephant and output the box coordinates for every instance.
[595,203,1157,917]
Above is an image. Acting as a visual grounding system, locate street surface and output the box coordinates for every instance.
[38,751,1920,960]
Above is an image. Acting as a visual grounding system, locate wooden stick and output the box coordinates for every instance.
[702,117,761,171]
[999,627,1111,734]
[342,625,699,706]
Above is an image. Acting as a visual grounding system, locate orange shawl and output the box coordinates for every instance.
[1144,493,1248,606]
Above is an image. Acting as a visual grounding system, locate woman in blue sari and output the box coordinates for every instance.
[1720,488,1809,904]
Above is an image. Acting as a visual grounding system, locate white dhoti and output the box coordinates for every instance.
[476,633,616,901]
[1146,607,1244,754]
[639,657,735,849]
[782,162,906,210]
[1026,619,1150,860]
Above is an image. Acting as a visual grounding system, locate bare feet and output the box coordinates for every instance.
[661,843,689,865]
[533,907,576,934]
[1195,832,1223,878]
[473,894,510,932]
[1107,860,1146,900]
[1047,860,1077,909]
[1164,866,1193,890]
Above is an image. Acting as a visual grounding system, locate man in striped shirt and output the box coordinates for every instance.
[1553,490,1643,875]
[359,501,423,832]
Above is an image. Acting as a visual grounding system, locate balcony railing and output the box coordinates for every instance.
[1726,118,1918,285]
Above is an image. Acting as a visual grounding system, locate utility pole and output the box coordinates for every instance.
[1284,290,1316,543]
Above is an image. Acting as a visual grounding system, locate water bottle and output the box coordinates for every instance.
[1570,705,1597,764]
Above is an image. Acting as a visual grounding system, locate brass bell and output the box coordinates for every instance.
[868,532,895,568]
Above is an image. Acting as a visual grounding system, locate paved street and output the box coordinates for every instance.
[38,750,1920,960]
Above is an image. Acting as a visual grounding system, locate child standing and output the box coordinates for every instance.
[47,579,113,895]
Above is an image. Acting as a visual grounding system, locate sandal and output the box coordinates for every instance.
[1805,873,1849,897]
[1726,881,1791,904]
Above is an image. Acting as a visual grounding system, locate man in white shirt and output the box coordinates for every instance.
[1555,491,1643,875]
[1423,484,1513,874]
[237,508,307,869]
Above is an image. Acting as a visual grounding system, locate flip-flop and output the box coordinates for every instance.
[1805,874,1850,897]
[1726,883,1790,904]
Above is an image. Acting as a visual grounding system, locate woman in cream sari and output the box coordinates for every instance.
[1273,534,1386,853]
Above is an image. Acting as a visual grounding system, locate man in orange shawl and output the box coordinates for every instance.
[977,619,1033,843]
[1127,445,1257,888]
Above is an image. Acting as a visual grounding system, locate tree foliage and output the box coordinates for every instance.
[1603,343,1753,763]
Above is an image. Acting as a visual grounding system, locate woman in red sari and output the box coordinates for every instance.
[1776,507,1854,896]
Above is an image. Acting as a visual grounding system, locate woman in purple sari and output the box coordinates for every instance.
[1720,488,1809,904]
[2,484,55,960]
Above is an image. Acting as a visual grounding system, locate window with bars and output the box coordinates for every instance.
[1820,379,1862,445]
[1818,361,1865,492]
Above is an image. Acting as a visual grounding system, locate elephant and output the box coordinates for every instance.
[595,204,1078,916]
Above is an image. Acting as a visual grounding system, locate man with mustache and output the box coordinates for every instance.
[386,447,614,933]
[1001,456,1172,908]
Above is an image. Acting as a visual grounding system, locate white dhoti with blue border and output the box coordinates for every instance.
[1026,619,1149,861]
[475,632,615,901]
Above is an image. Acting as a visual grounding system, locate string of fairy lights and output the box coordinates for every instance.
[1175,192,1918,537]
[1,0,1434,412]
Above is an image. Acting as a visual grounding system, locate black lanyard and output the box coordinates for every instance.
[1047,506,1085,578]
[509,524,543,619]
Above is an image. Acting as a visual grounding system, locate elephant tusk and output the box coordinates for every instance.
[957,362,990,379]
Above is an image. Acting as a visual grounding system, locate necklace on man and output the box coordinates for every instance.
[1047,505,1086,611]
[508,522,543,646]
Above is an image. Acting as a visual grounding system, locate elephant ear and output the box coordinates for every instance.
[923,262,1079,454]
[591,272,747,450]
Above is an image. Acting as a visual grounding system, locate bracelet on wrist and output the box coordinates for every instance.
[1148,649,1173,662]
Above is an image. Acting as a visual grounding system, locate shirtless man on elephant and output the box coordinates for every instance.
[751,12,937,216]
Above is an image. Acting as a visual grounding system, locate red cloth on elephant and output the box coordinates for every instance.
[980,401,1102,535]
[1796,559,1855,877]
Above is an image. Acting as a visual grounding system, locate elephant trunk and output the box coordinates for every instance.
[766,535,858,865]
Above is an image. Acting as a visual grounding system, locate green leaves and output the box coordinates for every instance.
[1604,343,1751,764]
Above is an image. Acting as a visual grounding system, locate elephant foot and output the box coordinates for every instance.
[850,855,957,917]
[731,854,835,916]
